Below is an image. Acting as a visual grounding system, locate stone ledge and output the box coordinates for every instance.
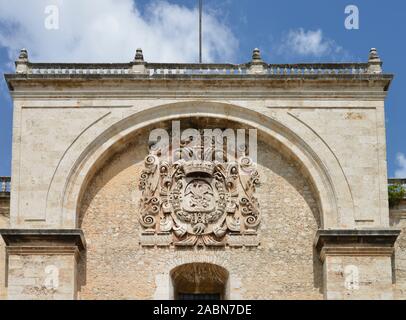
[6,246,80,256]
[390,209,406,219]
[0,192,10,199]
[315,229,401,252]
[0,229,86,251]
[315,230,401,261]
[5,74,393,94]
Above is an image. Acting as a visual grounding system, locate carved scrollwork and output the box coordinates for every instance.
[160,215,174,232]
[138,147,261,247]
[140,214,156,229]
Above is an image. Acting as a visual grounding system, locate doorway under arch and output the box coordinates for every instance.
[170,263,229,300]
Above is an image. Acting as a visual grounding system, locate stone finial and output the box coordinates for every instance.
[134,48,144,63]
[252,48,263,64]
[131,48,147,74]
[248,48,267,74]
[15,48,29,74]
[368,48,380,61]
[18,48,29,61]
[368,48,382,74]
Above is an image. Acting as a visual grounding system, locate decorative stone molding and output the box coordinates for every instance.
[226,233,260,247]
[0,229,86,255]
[138,140,261,248]
[139,233,172,247]
[315,229,400,261]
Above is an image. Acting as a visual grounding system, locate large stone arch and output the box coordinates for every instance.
[45,101,355,229]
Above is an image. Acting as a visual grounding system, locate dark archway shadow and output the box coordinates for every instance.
[171,263,229,300]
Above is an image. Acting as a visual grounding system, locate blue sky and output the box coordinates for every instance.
[0,0,405,177]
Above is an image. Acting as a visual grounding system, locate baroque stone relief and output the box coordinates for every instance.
[138,131,261,247]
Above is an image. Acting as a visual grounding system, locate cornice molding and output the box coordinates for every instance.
[8,90,389,101]
[5,73,393,94]
[315,229,401,261]
[0,229,86,252]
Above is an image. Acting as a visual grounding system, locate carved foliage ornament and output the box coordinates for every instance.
[138,148,260,247]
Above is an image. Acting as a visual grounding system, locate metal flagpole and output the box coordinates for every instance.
[199,0,202,63]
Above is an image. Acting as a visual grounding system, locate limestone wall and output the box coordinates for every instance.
[0,196,10,300]
[7,253,77,300]
[323,255,394,300]
[0,197,9,217]
[77,133,322,300]
[8,97,389,230]
[390,199,406,299]
[3,71,394,299]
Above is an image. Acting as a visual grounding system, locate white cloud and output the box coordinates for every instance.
[395,153,406,178]
[278,28,343,58]
[0,0,238,64]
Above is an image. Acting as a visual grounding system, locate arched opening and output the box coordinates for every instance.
[170,263,229,300]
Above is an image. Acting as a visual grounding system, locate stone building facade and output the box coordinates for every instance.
[0,177,10,300]
[389,179,406,299]
[0,48,404,300]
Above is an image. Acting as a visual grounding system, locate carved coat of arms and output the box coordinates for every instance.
[138,134,261,247]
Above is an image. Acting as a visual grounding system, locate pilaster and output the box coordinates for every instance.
[316,229,400,300]
[0,229,85,300]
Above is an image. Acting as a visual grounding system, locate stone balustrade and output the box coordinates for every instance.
[29,63,132,75]
[266,63,369,75]
[0,177,10,194]
[21,61,371,76]
[13,48,383,76]
[146,63,248,75]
